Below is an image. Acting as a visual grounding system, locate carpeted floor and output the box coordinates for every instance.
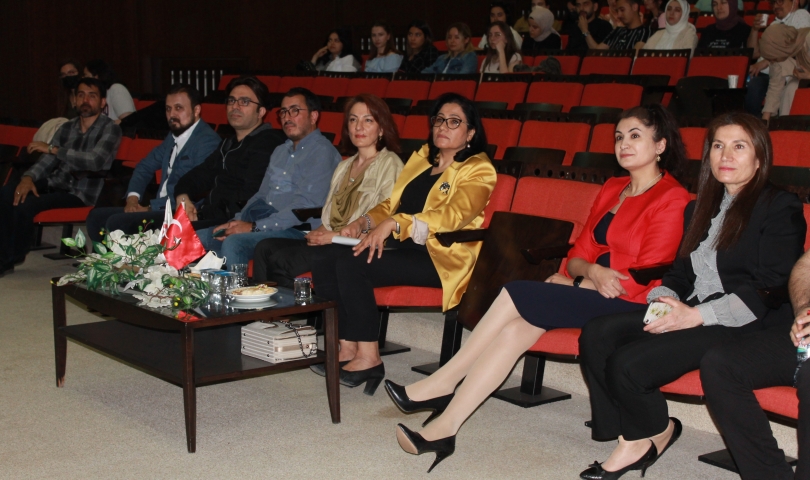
[0,248,753,479]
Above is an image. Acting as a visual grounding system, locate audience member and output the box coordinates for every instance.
[643,0,666,30]
[697,0,751,49]
[701,247,810,480]
[310,93,496,396]
[0,78,121,276]
[759,24,810,119]
[365,21,403,73]
[85,84,220,243]
[196,87,341,266]
[745,0,810,117]
[480,21,524,73]
[399,20,440,73]
[173,76,286,230]
[602,0,626,26]
[478,1,525,49]
[83,59,136,124]
[58,59,82,119]
[583,0,651,50]
[252,94,404,290]
[386,104,690,473]
[522,7,563,51]
[562,0,614,52]
[642,0,698,54]
[422,23,478,74]
[311,28,362,72]
[578,112,805,480]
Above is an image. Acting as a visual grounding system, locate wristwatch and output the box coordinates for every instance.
[573,276,585,287]
[395,220,400,235]
[251,222,260,232]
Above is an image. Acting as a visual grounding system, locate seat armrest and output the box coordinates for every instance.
[628,263,673,286]
[292,207,323,222]
[758,285,790,310]
[435,229,486,247]
[521,244,573,265]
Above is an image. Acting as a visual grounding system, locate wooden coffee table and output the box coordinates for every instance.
[51,280,340,453]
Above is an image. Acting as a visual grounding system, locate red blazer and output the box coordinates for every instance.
[566,172,691,304]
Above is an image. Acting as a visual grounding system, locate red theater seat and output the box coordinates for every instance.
[519,121,591,165]
[580,84,643,110]
[526,82,584,112]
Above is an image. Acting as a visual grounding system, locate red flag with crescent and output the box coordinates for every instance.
[160,202,206,270]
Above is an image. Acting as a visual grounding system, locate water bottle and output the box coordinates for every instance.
[795,314,810,386]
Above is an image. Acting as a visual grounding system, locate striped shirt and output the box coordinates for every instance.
[602,25,651,50]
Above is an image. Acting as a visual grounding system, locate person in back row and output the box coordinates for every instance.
[521,7,562,51]
[480,21,524,73]
[422,23,478,74]
[365,21,403,73]
[696,0,751,49]
[196,87,341,266]
[478,1,524,49]
[83,59,136,124]
[399,20,440,74]
[562,0,614,52]
[582,0,651,50]
[1,78,121,276]
[173,75,286,230]
[85,84,221,242]
[642,0,698,54]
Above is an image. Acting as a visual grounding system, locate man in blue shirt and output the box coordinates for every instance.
[197,88,341,266]
[85,84,220,242]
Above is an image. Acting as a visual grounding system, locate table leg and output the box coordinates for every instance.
[181,323,196,453]
[323,306,340,424]
[52,283,66,387]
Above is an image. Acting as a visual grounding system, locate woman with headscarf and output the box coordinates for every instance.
[642,0,698,54]
[697,0,751,49]
[522,6,562,51]
[759,23,810,120]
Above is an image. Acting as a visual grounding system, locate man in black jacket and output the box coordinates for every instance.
[174,75,286,229]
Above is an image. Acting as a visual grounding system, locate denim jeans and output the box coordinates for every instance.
[196,226,306,267]
[745,73,769,117]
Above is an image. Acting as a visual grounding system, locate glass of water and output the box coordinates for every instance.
[228,263,248,288]
[294,277,312,305]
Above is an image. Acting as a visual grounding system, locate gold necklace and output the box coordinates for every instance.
[623,172,662,197]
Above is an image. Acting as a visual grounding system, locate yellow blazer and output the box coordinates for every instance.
[366,145,497,311]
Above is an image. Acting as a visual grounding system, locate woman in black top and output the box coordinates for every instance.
[697,0,751,49]
[399,20,440,74]
[522,6,563,51]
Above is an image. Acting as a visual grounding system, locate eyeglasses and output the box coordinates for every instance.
[277,107,308,119]
[430,116,468,130]
[226,96,262,107]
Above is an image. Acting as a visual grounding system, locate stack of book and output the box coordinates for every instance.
[241,321,318,363]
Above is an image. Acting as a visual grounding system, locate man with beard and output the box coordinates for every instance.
[173,76,286,231]
[0,78,121,276]
[196,87,341,267]
[85,84,220,242]
[562,0,613,52]
[582,0,650,50]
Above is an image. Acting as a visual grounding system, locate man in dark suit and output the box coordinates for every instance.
[86,83,220,242]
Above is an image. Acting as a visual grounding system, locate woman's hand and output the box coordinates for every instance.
[339,218,366,239]
[643,296,704,334]
[353,217,397,263]
[791,308,810,346]
[794,66,810,80]
[749,59,769,76]
[545,273,575,286]
[311,46,329,64]
[305,228,337,246]
[586,264,629,298]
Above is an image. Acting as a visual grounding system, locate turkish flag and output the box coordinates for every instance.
[160,202,206,270]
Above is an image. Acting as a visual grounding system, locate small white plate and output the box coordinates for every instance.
[227,286,278,303]
[230,299,278,309]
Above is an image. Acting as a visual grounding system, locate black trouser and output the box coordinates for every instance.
[0,175,85,265]
[252,237,310,287]
[701,323,805,480]
[579,309,758,441]
[310,244,441,342]
[85,206,165,242]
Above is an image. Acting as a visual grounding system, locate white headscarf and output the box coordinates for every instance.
[529,6,560,42]
[656,0,694,49]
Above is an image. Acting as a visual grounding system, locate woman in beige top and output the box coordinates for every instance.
[251,94,403,287]
[642,0,698,54]
[759,23,810,120]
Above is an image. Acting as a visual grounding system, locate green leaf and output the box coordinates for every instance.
[62,238,76,248]
[95,263,111,272]
[182,296,192,305]
[75,230,86,249]
[94,242,108,255]
[86,268,97,290]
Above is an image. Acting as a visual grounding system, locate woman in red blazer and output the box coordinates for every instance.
[384,104,691,472]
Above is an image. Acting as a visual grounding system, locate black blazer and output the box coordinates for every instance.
[662,187,806,324]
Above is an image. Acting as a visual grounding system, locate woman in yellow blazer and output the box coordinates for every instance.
[310,93,497,395]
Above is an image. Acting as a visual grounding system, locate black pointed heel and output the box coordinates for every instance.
[309,360,349,377]
[384,380,454,427]
[656,417,682,458]
[339,363,385,396]
[579,441,658,480]
[396,423,456,473]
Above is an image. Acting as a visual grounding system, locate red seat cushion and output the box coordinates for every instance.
[660,370,704,396]
[374,286,443,307]
[528,328,581,355]
[754,386,799,419]
[33,206,93,223]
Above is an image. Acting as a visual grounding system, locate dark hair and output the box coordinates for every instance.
[679,112,773,256]
[316,28,361,67]
[482,21,519,71]
[406,20,434,57]
[284,87,322,113]
[490,1,513,24]
[225,75,271,109]
[617,104,686,179]
[426,93,488,166]
[58,58,82,75]
[618,0,642,8]
[77,77,107,99]
[369,21,399,60]
[446,22,475,57]
[339,94,401,156]
[84,59,119,89]
[166,83,202,109]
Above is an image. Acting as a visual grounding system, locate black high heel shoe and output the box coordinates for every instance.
[579,441,658,480]
[656,417,682,459]
[396,423,455,473]
[309,361,349,377]
[339,363,384,395]
[385,380,454,427]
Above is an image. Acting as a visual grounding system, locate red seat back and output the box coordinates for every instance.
[318,112,345,145]
[385,80,431,102]
[310,76,350,100]
[660,370,705,396]
[519,121,591,165]
[632,56,687,86]
[533,55,581,75]
[481,118,522,160]
[200,103,229,126]
[679,127,707,161]
[790,89,810,115]
[475,82,528,109]
[580,83,643,110]
[771,130,810,166]
[391,114,406,137]
[118,138,163,166]
[526,82,584,112]
[218,74,238,91]
[428,80,477,100]
[255,75,281,93]
[804,204,810,250]
[482,174,517,228]
[0,125,38,148]
[510,177,602,241]
[402,115,430,140]
[687,56,749,79]
[346,78,390,98]
[589,123,616,154]
[265,107,282,129]
[579,56,633,75]
[277,76,316,93]
[696,16,716,28]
